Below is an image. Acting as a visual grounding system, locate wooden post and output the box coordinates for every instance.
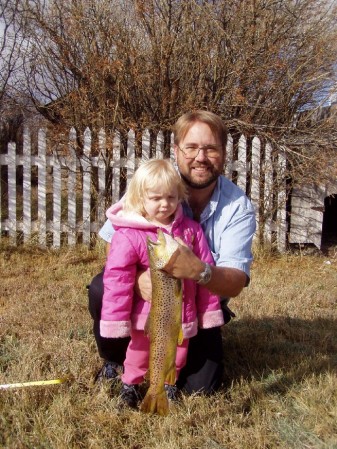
[52,150,61,248]
[8,142,17,243]
[82,127,91,245]
[37,129,47,247]
[112,132,120,204]
[251,136,261,240]
[156,131,164,159]
[97,128,107,227]
[23,128,32,243]
[67,128,77,245]
[237,134,247,192]
[126,129,135,187]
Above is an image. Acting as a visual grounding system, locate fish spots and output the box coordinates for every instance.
[140,230,183,416]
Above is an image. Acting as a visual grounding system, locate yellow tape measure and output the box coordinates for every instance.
[0,377,71,390]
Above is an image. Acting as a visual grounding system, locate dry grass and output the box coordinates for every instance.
[1,240,337,449]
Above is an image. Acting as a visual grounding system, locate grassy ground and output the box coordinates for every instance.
[1,241,337,449]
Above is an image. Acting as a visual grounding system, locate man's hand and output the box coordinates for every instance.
[163,238,204,281]
[164,237,248,298]
[135,269,152,302]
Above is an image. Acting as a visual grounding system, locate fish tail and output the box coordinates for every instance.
[140,389,169,416]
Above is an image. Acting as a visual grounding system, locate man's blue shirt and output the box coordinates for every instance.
[182,176,256,278]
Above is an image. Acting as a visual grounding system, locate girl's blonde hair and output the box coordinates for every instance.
[123,159,187,215]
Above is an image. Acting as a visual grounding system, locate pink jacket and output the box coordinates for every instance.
[100,201,224,339]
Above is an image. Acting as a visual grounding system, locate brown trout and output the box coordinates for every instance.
[140,229,184,416]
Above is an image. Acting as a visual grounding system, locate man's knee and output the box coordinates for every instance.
[87,270,104,320]
[176,327,224,395]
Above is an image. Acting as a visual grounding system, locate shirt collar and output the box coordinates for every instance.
[199,178,221,223]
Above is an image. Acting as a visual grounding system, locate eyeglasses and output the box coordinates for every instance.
[178,144,223,159]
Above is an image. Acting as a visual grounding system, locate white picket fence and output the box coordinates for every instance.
[0,127,288,249]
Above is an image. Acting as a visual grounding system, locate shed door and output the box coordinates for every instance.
[321,194,337,250]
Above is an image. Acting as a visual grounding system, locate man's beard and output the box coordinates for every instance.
[180,168,221,190]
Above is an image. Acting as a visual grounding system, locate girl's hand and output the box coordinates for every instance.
[135,269,152,302]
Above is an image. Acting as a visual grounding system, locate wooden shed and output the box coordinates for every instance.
[288,178,337,252]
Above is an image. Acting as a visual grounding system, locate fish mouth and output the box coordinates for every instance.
[147,229,166,249]
[146,236,158,249]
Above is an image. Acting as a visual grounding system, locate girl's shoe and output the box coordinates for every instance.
[119,383,141,409]
[95,361,122,383]
[164,384,179,401]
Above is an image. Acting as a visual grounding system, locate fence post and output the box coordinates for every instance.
[277,150,287,251]
[8,142,17,243]
[224,134,233,178]
[126,129,135,187]
[112,132,120,203]
[67,128,77,245]
[97,128,106,227]
[37,129,47,247]
[82,127,91,245]
[170,132,174,160]
[237,134,247,192]
[53,150,61,248]
[264,142,273,244]
[156,131,164,159]
[142,128,150,163]
[251,136,261,240]
[23,128,32,242]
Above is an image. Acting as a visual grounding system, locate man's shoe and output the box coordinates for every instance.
[119,383,141,409]
[164,384,179,401]
[95,361,122,383]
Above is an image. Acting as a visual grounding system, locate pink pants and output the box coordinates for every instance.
[122,329,189,385]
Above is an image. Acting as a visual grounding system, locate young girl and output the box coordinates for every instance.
[100,159,224,408]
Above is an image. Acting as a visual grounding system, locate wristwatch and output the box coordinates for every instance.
[197,263,212,285]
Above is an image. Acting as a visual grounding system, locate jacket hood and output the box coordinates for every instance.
[106,199,184,230]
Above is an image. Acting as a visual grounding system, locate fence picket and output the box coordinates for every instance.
[156,131,164,159]
[53,151,61,247]
[97,128,107,228]
[224,134,233,178]
[170,132,174,160]
[37,129,47,246]
[126,129,136,186]
[264,142,273,243]
[142,128,150,163]
[251,136,261,234]
[67,128,77,245]
[82,127,91,245]
[23,129,32,242]
[277,150,287,251]
[112,132,121,203]
[237,134,247,192]
[8,142,16,242]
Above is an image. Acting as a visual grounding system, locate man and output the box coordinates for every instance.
[88,110,256,394]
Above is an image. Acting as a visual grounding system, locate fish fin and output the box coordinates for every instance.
[140,389,169,416]
[144,315,151,338]
[165,365,176,386]
[177,327,184,345]
[175,279,182,296]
